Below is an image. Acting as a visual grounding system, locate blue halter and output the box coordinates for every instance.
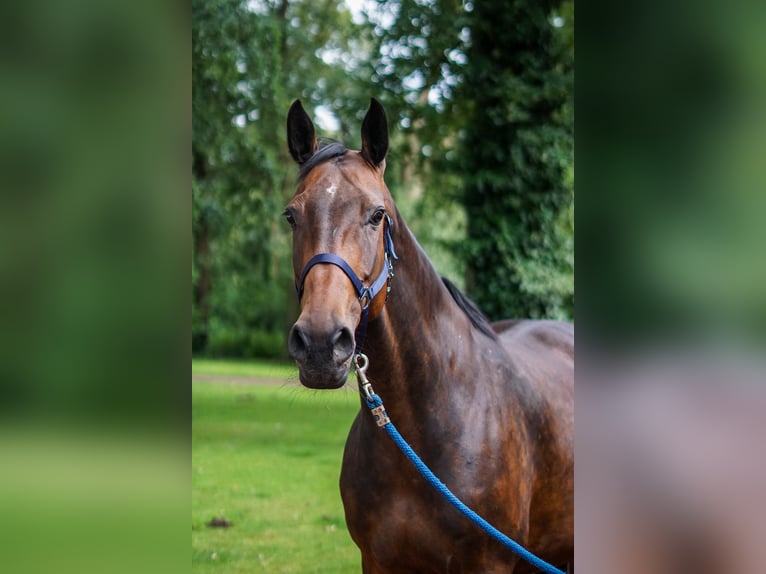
[295,215,398,353]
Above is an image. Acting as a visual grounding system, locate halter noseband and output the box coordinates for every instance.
[295,214,398,353]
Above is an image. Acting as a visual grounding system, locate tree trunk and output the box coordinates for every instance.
[193,220,211,352]
[193,149,212,352]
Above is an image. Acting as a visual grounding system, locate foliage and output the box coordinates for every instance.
[458,0,574,320]
[361,0,472,284]
[192,0,375,356]
[192,0,574,358]
[362,0,574,316]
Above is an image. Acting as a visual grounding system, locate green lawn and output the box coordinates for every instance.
[192,359,362,573]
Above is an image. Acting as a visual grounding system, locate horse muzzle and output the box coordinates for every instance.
[288,320,355,389]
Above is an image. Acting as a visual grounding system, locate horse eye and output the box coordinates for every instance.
[369,209,386,227]
[283,209,296,228]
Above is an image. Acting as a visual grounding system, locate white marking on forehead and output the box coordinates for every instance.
[325,183,337,195]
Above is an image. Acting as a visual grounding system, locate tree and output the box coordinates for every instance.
[192,0,285,352]
[191,0,574,358]
[192,0,377,356]
[362,0,472,282]
[362,0,573,318]
[458,0,573,320]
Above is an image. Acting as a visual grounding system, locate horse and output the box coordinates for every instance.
[283,98,574,573]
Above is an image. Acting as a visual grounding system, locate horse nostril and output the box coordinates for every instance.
[289,323,354,366]
[332,326,355,364]
[288,324,309,362]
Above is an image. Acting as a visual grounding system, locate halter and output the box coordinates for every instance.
[295,214,398,353]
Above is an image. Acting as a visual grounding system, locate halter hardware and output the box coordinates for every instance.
[295,214,398,353]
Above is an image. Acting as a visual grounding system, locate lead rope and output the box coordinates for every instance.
[354,353,566,574]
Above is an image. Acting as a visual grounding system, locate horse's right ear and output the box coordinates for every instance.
[286,100,317,165]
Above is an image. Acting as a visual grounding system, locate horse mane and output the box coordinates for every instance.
[299,140,348,180]
[441,277,498,340]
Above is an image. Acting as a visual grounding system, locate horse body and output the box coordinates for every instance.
[340,219,573,573]
[284,99,573,572]
[496,320,575,571]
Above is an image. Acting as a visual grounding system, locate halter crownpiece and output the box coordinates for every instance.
[294,214,398,353]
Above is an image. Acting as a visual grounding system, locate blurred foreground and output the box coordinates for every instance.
[577,351,766,572]
[1,0,765,572]
[0,1,187,573]
[0,428,187,574]
[577,0,766,570]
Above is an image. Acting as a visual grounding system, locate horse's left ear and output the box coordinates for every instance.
[361,98,388,168]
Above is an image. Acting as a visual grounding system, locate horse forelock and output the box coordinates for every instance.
[298,141,349,180]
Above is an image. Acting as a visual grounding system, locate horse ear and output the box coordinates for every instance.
[360,98,388,168]
[286,100,317,165]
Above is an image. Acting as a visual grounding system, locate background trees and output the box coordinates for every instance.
[192,0,373,356]
[192,0,574,357]
[459,0,574,320]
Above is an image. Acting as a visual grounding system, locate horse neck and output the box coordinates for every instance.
[361,211,499,422]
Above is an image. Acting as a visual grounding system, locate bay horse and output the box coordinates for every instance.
[284,98,574,573]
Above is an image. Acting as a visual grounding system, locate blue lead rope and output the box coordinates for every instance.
[356,357,565,574]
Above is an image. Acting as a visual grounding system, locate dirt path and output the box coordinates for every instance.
[192,373,300,386]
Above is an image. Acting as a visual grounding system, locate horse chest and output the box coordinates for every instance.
[342,469,470,571]
[340,415,523,572]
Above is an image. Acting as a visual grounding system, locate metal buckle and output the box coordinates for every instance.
[359,289,371,310]
[354,353,374,400]
[354,353,390,427]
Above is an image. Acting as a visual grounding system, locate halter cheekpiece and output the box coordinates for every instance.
[295,214,398,353]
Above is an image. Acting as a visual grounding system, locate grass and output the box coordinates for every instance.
[192,359,362,573]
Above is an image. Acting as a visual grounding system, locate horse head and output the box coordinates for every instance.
[284,98,395,389]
